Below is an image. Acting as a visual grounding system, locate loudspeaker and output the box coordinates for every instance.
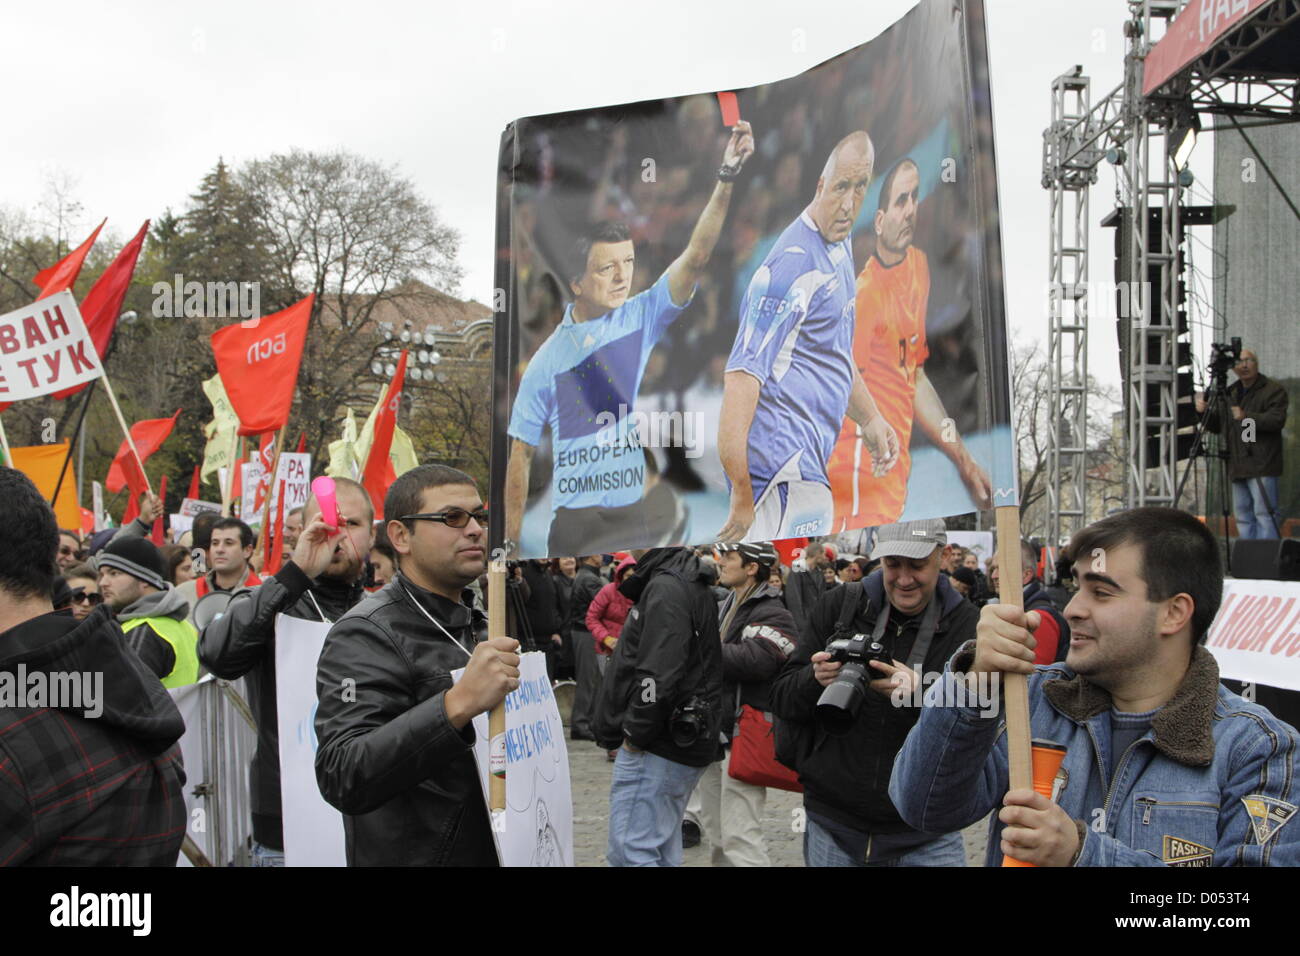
[1230,538,1300,581]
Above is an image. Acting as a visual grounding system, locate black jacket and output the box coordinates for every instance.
[198,560,364,850]
[592,548,724,767]
[717,581,798,741]
[314,570,497,866]
[568,564,603,634]
[520,560,563,640]
[783,568,829,629]
[769,570,977,834]
[1205,373,1289,479]
[0,606,187,865]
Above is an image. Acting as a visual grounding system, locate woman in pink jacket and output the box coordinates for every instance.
[586,556,636,663]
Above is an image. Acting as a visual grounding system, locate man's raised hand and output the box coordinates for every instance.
[971,603,1041,676]
[445,637,522,729]
[723,120,754,171]
[291,514,344,578]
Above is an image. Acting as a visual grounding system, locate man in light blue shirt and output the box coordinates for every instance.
[506,120,754,557]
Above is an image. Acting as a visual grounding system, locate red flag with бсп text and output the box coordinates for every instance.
[210,295,314,436]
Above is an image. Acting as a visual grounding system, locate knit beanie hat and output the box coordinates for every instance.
[97,536,169,591]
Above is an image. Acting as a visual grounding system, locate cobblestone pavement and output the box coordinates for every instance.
[567,737,988,867]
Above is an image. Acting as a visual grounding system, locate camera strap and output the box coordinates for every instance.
[867,588,941,673]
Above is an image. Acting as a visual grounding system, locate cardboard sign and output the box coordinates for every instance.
[0,291,103,401]
[1205,578,1300,693]
[180,497,222,518]
[237,454,311,526]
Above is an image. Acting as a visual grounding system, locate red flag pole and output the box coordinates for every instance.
[150,474,169,545]
[186,464,200,501]
[100,368,153,495]
[259,425,286,564]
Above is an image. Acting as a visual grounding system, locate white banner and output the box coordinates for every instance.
[461,651,573,867]
[1205,578,1300,692]
[237,454,311,527]
[0,291,103,401]
[91,480,104,532]
[949,531,994,566]
[274,614,346,866]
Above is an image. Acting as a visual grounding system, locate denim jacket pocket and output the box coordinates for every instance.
[1131,792,1220,866]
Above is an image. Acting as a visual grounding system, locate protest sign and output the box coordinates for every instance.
[462,650,573,866]
[238,453,311,526]
[491,0,1014,558]
[275,615,347,867]
[180,497,222,518]
[0,291,103,402]
[1205,578,1300,693]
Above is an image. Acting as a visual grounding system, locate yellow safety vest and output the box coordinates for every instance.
[122,615,200,688]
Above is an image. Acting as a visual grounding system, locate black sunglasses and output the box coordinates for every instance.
[399,508,488,529]
[71,590,104,606]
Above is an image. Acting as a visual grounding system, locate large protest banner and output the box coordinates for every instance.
[1205,578,1300,693]
[239,453,312,527]
[491,0,1014,558]
[0,291,104,402]
[462,651,573,866]
[275,615,347,867]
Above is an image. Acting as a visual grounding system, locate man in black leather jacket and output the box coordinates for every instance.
[199,476,375,866]
[593,546,723,866]
[315,464,521,866]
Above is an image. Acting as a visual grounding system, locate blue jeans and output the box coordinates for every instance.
[607,746,707,867]
[803,817,966,867]
[1233,476,1282,540]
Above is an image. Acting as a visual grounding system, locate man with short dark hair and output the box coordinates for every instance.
[505,121,755,557]
[771,518,975,866]
[98,536,198,688]
[200,476,375,866]
[891,506,1300,866]
[315,464,517,866]
[0,467,187,865]
[176,516,261,624]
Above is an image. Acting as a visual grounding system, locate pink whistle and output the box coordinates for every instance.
[312,476,339,530]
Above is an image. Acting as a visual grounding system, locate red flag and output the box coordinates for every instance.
[186,465,200,501]
[33,219,105,299]
[210,295,314,436]
[230,456,245,508]
[295,430,306,454]
[106,409,181,494]
[123,491,140,525]
[52,221,149,400]
[362,350,408,521]
[265,479,287,576]
[150,474,168,545]
[252,432,276,515]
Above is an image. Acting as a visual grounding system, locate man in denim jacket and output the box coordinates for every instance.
[891,507,1300,866]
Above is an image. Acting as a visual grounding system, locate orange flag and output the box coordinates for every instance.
[33,219,105,299]
[106,409,181,494]
[211,295,313,436]
[52,221,149,400]
[362,350,408,520]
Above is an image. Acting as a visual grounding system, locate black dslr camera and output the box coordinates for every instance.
[669,696,711,748]
[815,633,892,735]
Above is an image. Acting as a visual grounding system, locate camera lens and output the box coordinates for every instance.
[816,661,869,735]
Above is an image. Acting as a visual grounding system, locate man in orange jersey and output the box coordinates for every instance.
[829,158,991,531]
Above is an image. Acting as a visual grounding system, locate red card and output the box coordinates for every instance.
[717,91,740,128]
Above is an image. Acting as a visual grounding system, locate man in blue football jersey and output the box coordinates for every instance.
[718,131,899,543]
[506,120,755,557]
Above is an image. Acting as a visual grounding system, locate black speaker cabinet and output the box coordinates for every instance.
[1231,538,1300,582]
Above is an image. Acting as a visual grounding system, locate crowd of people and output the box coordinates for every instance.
[3,460,1299,868]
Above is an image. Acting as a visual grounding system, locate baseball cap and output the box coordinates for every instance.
[714,540,779,569]
[870,518,947,561]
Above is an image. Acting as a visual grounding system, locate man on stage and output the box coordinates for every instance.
[505,120,754,557]
[717,131,899,543]
[828,157,991,532]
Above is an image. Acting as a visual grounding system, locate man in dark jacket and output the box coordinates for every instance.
[594,546,724,866]
[770,518,976,866]
[0,467,187,866]
[784,540,832,629]
[199,476,374,866]
[1197,348,1289,539]
[690,539,797,866]
[568,554,605,740]
[315,465,519,866]
[520,558,563,678]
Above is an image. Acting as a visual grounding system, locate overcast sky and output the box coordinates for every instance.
[2,0,1216,389]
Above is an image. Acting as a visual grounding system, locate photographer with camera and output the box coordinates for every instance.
[1195,345,1289,540]
[770,518,977,866]
[593,546,724,866]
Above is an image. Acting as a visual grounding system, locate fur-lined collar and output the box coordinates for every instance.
[1043,646,1220,767]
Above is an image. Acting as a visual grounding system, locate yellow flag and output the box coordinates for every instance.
[326,408,361,480]
[201,374,240,486]
[355,392,419,477]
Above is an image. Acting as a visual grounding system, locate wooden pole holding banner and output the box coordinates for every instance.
[995,505,1033,794]
[0,415,12,468]
[99,368,153,495]
[221,427,240,516]
[259,426,286,564]
[486,559,507,817]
